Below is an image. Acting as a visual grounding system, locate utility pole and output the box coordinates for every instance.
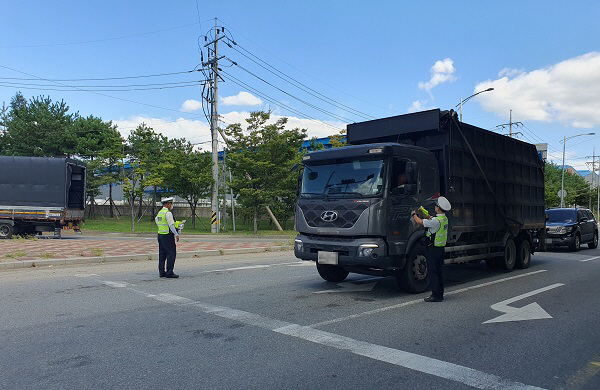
[585,150,599,216]
[203,19,225,233]
[495,109,522,138]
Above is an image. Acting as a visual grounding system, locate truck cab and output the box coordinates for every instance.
[294,143,439,292]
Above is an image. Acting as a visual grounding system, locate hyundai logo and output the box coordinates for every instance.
[321,211,338,222]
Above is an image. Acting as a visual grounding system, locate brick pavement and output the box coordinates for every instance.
[0,237,289,261]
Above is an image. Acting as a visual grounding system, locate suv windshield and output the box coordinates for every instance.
[301,158,385,198]
[546,209,577,223]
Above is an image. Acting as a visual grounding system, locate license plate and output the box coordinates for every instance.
[318,251,338,265]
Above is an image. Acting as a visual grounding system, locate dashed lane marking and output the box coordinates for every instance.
[97,278,546,390]
[580,256,600,262]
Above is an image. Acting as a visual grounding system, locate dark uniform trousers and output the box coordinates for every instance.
[158,233,177,275]
[426,245,445,299]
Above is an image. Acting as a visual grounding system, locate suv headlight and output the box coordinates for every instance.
[294,239,303,252]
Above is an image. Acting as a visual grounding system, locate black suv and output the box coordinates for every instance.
[545,208,599,251]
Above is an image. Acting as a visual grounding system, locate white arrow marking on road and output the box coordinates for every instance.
[483,283,564,324]
[313,281,378,294]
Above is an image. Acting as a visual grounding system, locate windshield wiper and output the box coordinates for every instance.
[301,192,326,198]
[327,191,364,198]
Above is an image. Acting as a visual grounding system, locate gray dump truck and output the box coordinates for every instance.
[0,156,86,239]
[293,109,545,292]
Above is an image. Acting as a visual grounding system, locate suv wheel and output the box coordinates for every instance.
[570,234,581,251]
[589,231,598,249]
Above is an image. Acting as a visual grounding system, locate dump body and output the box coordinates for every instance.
[0,156,86,238]
[347,108,546,239]
[294,108,545,292]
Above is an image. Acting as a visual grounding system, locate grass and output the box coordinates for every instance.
[82,216,297,236]
[5,250,27,258]
[90,248,105,257]
[39,253,54,259]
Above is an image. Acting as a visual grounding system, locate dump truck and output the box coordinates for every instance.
[0,156,86,239]
[293,109,546,292]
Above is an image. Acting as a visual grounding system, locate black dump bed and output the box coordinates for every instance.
[0,156,86,209]
[347,109,545,232]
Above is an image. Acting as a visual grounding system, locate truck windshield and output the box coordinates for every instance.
[546,209,577,223]
[301,158,385,198]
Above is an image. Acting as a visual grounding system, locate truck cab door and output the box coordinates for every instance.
[387,158,418,255]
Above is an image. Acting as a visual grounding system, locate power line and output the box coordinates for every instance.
[0,21,214,49]
[226,43,374,121]
[0,70,194,82]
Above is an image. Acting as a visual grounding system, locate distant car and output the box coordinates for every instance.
[545,208,598,251]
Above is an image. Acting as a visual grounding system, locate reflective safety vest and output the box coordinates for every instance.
[156,207,170,234]
[425,214,448,247]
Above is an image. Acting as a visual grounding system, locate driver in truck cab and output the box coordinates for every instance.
[411,196,451,303]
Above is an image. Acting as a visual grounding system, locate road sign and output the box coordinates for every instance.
[558,189,567,198]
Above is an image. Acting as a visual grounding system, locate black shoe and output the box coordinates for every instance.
[165,273,179,278]
[424,295,443,302]
[159,273,167,278]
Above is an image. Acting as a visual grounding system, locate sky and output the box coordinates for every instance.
[2,1,600,171]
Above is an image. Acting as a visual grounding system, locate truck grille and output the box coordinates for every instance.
[299,203,368,228]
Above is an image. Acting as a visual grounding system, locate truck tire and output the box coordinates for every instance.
[515,239,531,269]
[0,223,14,239]
[316,263,349,283]
[498,237,516,270]
[569,234,581,252]
[398,244,429,293]
[588,231,598,249]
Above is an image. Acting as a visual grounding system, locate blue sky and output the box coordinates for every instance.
[2,1,600,169]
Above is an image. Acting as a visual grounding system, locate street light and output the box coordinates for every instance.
[560,132,596,207]
[456,87,494,122]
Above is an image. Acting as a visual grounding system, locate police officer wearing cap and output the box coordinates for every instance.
[155,197,179,278]
[411,196,451,302]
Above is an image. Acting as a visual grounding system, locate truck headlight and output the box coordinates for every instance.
[294,239,303,252]
[358,243,378,257]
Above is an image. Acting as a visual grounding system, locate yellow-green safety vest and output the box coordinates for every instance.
[156,207,170,234]
[425,214,448,247]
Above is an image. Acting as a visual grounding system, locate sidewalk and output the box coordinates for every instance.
[0,233,292,270]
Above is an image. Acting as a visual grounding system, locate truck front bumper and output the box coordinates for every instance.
[293,234,400,271]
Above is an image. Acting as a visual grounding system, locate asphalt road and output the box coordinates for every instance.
[1,247,599,390]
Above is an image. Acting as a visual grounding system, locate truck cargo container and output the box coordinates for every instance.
[293,109,545,292]
[0,156,86,238]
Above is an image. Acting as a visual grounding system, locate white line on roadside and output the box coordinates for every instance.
[580,256,600,262]
[98,280,546,390]
[308,270,548,328]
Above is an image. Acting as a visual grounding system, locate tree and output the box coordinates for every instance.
[544,162,593,208]
[223,111,306,233]
[161,139,213,229]
[3,93,77,157]
[127,123,166,220]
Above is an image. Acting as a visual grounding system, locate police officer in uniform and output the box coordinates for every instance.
[155,197,179,278]
[411,196,451,302]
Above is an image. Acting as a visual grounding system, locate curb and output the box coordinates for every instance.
[0,245,291,270]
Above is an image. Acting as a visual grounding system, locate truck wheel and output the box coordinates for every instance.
[0,223,13,239]
[498,237,516,270]
[569,234,581,252]
[515,239,531,269]
[316,263,349,283]
[398,244,429,293]
[588,232,598,249]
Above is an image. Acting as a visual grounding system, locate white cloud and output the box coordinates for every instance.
[407,100,430,113]
[221,91,262,106]
[418,58,456,93]
[112,112,346,151]
[180,99,203,112]
[476,52,600,128]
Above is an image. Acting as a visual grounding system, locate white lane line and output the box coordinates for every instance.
[275,324,545,390]
[580,256,600,262]
[100,280,546,390]
[200,261,308,273]
[102,281,135,288]
[308,270,548,328]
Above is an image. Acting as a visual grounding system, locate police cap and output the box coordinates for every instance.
[436,196,451,211]
[161,197,174,204]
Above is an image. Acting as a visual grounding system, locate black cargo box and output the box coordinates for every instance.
[347,109,545,232]
[0,156,86,209]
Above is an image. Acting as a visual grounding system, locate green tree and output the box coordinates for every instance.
[3,93,77,156]
[161,139,213,229]
[223,111,306,233]
[544,162,593,208]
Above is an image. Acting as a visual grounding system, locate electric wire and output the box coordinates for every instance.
[0,70,194,82]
